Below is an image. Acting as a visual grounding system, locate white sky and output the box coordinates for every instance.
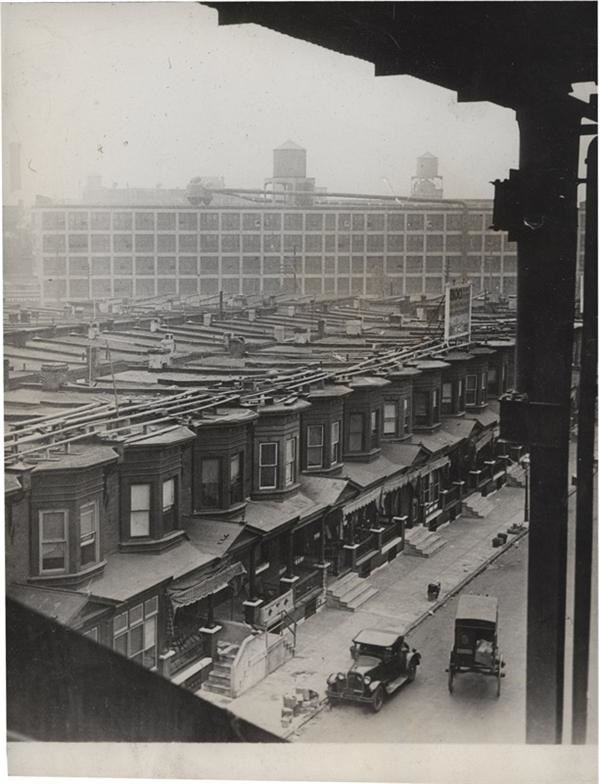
[2,2,520,205]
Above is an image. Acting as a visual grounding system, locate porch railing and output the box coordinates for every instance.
[355,533,377,559]
[169,632,208,674]
[381,521,400,545]
[294,569,323,602]
[440,485,461,508]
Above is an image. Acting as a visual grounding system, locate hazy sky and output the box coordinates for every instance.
[2,2,520,205]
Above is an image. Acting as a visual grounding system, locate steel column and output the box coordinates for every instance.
[572,137,597,744]
[516,97,581,744]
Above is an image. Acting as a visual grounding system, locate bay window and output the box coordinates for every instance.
[259,442,278,489]
[307,425,324,468]
[39,510,68,573]
[113,596,158,670]
[130,484,150,537]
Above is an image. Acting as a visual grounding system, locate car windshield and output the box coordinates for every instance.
[357,644,388,659]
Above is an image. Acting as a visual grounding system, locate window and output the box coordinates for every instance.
[43,235,65,252]
[157,212,176,230]
[458,378,465,410]
[285,437,297,486]
[200,458,221,507]
[348,413,364,452]
[384,402,398,435]
[39,510,68,572]
[230,453,243,504]
[331,421,341,464]
[113,597,158,670]
[466,375,477,406]
[371,410,380,444]
[442,382,453,409]
[307,425,324,468]
[403,398,410,433]
[259,443,278,489]
[432,389,440,422]
[80,502,97,567]
[162,478,175,512]
[481,372,487,403]
[423,470,441,505]
[130,484,150,537]
[135,212,154,230]
[414,391,429,426]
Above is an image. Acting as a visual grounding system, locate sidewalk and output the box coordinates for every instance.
[206,484,528,739]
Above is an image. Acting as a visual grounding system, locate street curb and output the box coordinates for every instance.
[405,525,529,636]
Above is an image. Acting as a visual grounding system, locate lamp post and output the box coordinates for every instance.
[521,454,530,523]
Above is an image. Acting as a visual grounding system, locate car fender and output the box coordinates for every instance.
[408,652,421,667]
[367,679,382,693]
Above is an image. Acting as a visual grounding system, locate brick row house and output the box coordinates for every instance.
[5,339,516,697]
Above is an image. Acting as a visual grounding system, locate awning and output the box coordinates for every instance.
[343,485,383,516]
[167,561,246,609]
[381,472,411,496]
[420,456,451,476]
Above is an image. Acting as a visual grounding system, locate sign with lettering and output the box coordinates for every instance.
[444,283,472,342]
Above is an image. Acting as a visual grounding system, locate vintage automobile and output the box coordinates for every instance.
[326,628,421,712]
[447,594,505,697]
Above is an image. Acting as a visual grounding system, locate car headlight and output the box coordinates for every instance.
[363,676,371,685]
[337,672,345,681]
[327,673,336,685]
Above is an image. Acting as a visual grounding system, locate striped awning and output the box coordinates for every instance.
[474,430,494,453]
[420,456,451,477]
[167,561,246,609]
[343,485,383,516]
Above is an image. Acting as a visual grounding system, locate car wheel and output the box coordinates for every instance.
[371,685,384,713]
[407,659,418,683]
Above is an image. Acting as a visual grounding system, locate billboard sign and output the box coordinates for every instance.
[444,283,472,342]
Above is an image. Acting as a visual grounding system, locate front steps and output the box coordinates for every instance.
[506,462,527,488]
[462,493,495,518]
[327,572,378,611]
[403,527,447,558]
[201,641,238,698]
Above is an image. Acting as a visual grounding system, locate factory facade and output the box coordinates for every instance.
[32,145,524,305]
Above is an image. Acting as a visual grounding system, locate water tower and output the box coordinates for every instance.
[411,152,444,198]
[265,140,316,206]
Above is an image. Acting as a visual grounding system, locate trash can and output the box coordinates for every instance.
[427,581,441,601]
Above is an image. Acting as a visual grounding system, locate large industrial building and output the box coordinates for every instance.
[32,145,532,305]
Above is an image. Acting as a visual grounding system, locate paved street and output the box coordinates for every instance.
[298,537,527,743]
[218,485,528,738]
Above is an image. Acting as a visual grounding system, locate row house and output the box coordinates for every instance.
[5,340,512,697]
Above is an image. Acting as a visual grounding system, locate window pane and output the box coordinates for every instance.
[144,596,158,617]
[42,542,66,570]
[200,458,220,507]
[114,612,128,633]
[114,633,127,656]
[307,446,323,468]
[80,540,96,567]
[129,604,143,626]
[307,425,323,446]
[129,624,144,656]
[260,442,277,466]
[442,382,452,403]
[162,478,175,511]
[80,505,96,537]
[384,402,397,434]
[144,615,157,649]
[130,511,150,537]
[260,466,276,489]
[131,484,150,511]
[41,511,66,540]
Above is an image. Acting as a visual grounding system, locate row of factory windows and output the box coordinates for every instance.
[42,275,518,298]
[42,255,518,277]
[40,209,495,234]
[41,232,512,254]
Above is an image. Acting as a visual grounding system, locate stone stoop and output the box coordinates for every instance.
[461,493,495,518]
[201,641,239,699]
[326,572,378,611]
[506,463,527,488]
[404,526,447,558]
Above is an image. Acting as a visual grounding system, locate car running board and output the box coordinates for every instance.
[385,675,409,694]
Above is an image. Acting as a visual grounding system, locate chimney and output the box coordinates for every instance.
[40,362,69,391]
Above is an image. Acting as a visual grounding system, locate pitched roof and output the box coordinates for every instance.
[8,584,90,626]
